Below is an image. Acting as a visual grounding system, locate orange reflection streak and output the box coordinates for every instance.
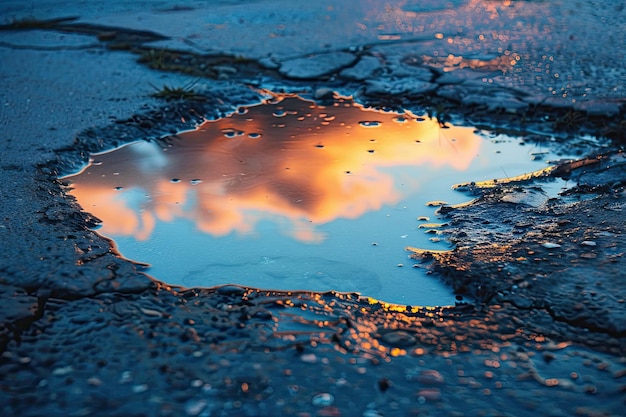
[66,94,481,242]
[422,53,519,73]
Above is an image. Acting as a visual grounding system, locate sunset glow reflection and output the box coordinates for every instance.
[67,94,481,243]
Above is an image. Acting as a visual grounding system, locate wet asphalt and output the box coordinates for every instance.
[1,2,625,416]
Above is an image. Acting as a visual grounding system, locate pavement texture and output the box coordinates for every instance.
[1,1,625,416]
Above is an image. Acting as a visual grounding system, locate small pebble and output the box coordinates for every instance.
[300,353,318,363]
[541,242,561,249]
[312,393,334,407]
[132,384,148,393]
[87,377,102,386]
[119,371,132,384]
[185,399,207,416]
[415,369,445,385]
[417,388,441,401]
[314,88,335,100]
[381,330,416,347]
[317,406,341,417]
[140,307,163,317]
[52,366,74,376]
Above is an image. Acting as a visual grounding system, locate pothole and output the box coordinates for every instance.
[63,92,572,305]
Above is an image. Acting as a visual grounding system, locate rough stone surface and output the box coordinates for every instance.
[339,55,382,81]
[425,153,626,345]
[278,52,357,79]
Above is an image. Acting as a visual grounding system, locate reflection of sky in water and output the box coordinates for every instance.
[66,93,562,305]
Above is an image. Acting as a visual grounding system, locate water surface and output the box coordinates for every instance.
[66,93,564,305]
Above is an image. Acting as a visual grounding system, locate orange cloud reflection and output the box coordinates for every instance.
[66,94,480,243]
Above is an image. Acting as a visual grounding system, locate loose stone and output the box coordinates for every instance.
[185,399,207,416]
[132,384,148,393]
[312,392,334,407]
[87,377,103,386]
[381,330,417,347]
[541,242,561,249]
[300,353,318,363]
[417,388,442,401]
[52,366,74,376]
[415,370,445,385]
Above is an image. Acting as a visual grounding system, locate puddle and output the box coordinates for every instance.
[64,93,567,306]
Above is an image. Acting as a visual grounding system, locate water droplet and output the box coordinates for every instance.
[114,186,123,191]
[359,121,382,127]
[344,170,352,174]
[273,110,286,117]
[171,178,181,183]
[367,149,375,153]
[248,132,262,139]
[236,106,248,115]
[324,115,335,121]
[190,179,203,185]
[92,160,103,166]
[393,116,407,123]
[222,129,244,138]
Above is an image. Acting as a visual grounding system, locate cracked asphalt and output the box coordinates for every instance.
[1,1,625,416]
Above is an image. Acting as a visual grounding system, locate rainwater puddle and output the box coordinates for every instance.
[65,93,567,306]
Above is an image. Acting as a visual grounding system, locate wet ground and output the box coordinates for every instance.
[1,1,625,416]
